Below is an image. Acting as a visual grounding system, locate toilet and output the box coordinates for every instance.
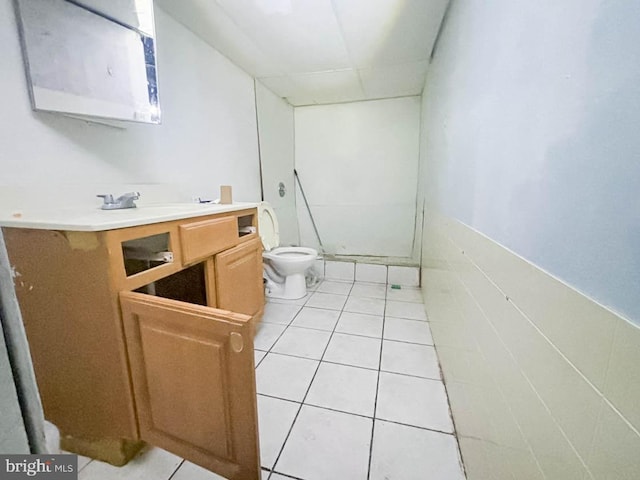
[258,202,318,299]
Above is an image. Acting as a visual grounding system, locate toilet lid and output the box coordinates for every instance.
[258,202,279,251]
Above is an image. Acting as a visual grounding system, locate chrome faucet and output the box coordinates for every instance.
[97,191,140,210]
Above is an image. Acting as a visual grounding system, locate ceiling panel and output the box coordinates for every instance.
[215,0,351,73]
[257,75,300,97]
[156,0,281,77]
[158,0,450,105]
[287,69,365,105]
[360,60,429,98]
[332,0,449,68]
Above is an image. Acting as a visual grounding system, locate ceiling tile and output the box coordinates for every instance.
[159,0,450,104]
[257,76,299,98]
[332,0,450,69]
[288,69,365,105]
[156,0,282,77]
[359,60,429,99]
[215,0,351,74]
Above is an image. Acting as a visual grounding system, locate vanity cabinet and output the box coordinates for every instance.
[2,207,264,480]
[120,292,259,478]
[216,238,265,317]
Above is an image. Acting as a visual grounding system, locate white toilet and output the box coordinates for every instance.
[258,202,318,299]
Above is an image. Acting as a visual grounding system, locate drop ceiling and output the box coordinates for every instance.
[156,0,450,106]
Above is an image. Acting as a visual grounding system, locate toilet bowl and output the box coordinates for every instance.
[258,202,318,299]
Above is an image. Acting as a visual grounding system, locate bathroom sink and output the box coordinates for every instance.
[0,202,260,231]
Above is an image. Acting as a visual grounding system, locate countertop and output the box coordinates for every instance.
[0,202,260,232]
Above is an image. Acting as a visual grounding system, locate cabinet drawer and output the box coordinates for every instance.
[179,217,238,265]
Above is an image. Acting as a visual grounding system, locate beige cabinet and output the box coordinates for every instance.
[121,292,259,479]
[3,207,264,479]
[216,237,265,317]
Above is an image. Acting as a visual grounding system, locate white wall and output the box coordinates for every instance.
[295,97,421,258]
[255,81,299,246]
[0,1,262,203]
[418,0,640,477]
[420,0,640,324]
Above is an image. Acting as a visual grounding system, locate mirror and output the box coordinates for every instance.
[14,0,160,124]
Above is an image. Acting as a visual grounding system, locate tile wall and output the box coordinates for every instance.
[319,260,420,287]
[421,215,640,479]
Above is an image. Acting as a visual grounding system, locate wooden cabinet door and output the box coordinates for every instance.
[120,291,260,480]
[215,237,264,317]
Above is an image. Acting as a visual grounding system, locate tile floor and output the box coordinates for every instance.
[75,279,466,480]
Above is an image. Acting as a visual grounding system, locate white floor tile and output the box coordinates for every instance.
[78,447,181,480]
[316,280,353,295]
[62,452,91,472]
[325,261,355,281]
[172,464,271,480]
[376,372,454,433]
[355,264,387,284]
[388,266,420,287]
[384,317,434,345]
[386,300,428,321]
[268,474,290,480]
[257,395,300,469]
[254,323,287,351]
[262,303,302,325]
[171,460,227,480]
[350,282,387,300]
[335,311,383,338]
[305,292,348,310]
[275,405,372,480]
[290,307,341,331]
[271,327,332,360]
[370,420,465,480]
[306,362,378,417]
[344,296,386,316]
[256,353,319,402]
[381,340,441,379]
[255,350,267,367]
[387,285,424,303]
[323,333,382,370]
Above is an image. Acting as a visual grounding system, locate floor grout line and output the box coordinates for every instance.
[260,326,435,348]
[366,293,387,480]
[166,459,185,480]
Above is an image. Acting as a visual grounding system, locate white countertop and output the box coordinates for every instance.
[0,202,260,232]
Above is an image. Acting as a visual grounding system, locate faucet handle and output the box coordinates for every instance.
[97,194,114,205]
[119,191,140,200]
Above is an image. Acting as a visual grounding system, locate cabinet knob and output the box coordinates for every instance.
[230,332,244,353]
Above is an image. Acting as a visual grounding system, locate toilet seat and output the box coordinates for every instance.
[263,246,318,262]
[258,202,279,251]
